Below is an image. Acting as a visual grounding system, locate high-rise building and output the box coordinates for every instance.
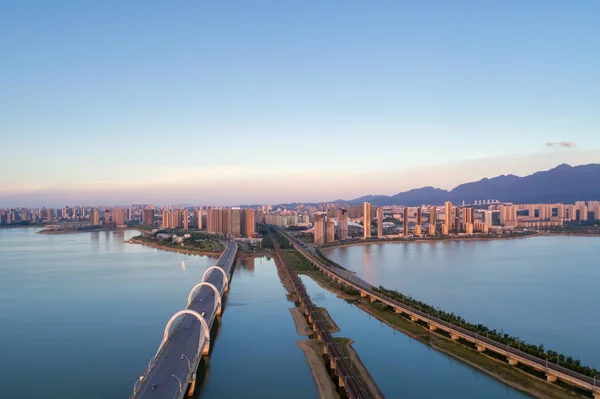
[416,207,422,226]
[103,210,111,225]
[575,202,588,221]
[182,209,189,230]
[314,213,326,244]
[429,207,437,234]
[441,224,449,235]
[454,207,460,232]
[244,208,255,237]
[414,225,422,236]
[90,209,100,226]
[483,211,493,228]
[336,208,348,240]
[327,219,336,243]
[142,209,154,226]
[113,208,125,226]
[231,208,241,237]
[376,207,383,238]
[196,208,203,229]
[363,202,372,239]
[162,209,170,229]
[403,207,409,236]
[444,201,452,228]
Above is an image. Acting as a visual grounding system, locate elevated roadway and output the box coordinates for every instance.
[275,227,600,399]
[130,241,237,399]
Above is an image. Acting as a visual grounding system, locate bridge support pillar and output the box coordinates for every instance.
[593,391,600,399]
[338,376,345,387]
[508,358,518,366]
[410,315,418,322]
[360,292,368,298]
[202,341,210,356]
[451,334,460,341]
[545,373,557,383]
[429,325,437,332]
[369,296,377,303]
[188,373,196,397]
[323,344,328,354]
[394,308,402,314]
[216,304,222,316]
[476,344,486,352]
[330,358,336,369]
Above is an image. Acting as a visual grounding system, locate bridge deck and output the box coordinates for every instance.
[131,241,237,399]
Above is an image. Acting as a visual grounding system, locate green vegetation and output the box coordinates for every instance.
[314,247,348,270]
[374,285,599,378]
[132,234,224,252]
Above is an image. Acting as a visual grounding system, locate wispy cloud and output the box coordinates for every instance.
[545,141,577,148]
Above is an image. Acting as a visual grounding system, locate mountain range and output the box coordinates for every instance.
[309,163,600,207]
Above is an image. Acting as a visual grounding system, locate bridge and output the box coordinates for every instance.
[274,227,600,399]
[130,241,238,399]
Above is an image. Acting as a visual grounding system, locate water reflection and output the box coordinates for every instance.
[324,237,600,366]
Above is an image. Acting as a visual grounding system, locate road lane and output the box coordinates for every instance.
[131,241,237,399]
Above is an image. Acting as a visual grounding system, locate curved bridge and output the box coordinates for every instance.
[130,240,237,399]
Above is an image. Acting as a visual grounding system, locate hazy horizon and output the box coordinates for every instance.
[2,1,599,207]
[1,159,598,208]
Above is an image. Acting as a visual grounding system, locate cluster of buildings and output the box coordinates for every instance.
[2,199,600,243]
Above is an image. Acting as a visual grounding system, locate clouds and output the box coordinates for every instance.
[545,141,577,148]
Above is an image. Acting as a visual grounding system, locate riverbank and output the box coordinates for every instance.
[296,340,340,399]
[300,272,580,399]
[38,227,137,235]
[126,238,221,257]
[334,338,386,399]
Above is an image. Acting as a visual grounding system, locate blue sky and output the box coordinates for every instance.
[1,1,599,206]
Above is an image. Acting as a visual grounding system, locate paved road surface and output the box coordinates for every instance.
[131,241,237,399]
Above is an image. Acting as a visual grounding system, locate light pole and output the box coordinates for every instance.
[171,374,183,393]
[181,354,191,370]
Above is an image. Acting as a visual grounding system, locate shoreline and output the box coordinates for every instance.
[37,227,140,235]
[126,238,221,258]
[296,340,340,399]
[320,231,600,250]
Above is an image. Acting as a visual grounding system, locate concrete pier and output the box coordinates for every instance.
[508,358,518,366]
[476,344,486,352]
[451,334,460,341]
[546,374,557,383]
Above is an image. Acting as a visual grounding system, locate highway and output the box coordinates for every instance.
[275,227,600,397]
[130,241,237,399]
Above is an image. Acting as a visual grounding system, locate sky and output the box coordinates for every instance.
[1,1,599,207]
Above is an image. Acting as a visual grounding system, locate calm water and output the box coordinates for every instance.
[301,276,531,398]
[0,228,315,399]
[323,236,600,367]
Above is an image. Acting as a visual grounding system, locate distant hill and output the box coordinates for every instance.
[304,163,600,207]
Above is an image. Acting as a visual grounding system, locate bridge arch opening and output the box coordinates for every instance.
[202,266,228,292]
[187,282,222,312]
[158,309,210,360]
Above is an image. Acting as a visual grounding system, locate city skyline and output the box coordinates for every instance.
[2,2,599,206]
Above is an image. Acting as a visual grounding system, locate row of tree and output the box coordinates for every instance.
[374,286,598,378]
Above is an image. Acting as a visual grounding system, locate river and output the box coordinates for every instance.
[323,236,600,368]
[0,228,315,398]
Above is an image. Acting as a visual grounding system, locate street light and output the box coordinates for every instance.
[181,354,191,370]
[171,374,183,393]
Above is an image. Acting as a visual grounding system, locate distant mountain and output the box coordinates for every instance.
[310,163,600,207]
